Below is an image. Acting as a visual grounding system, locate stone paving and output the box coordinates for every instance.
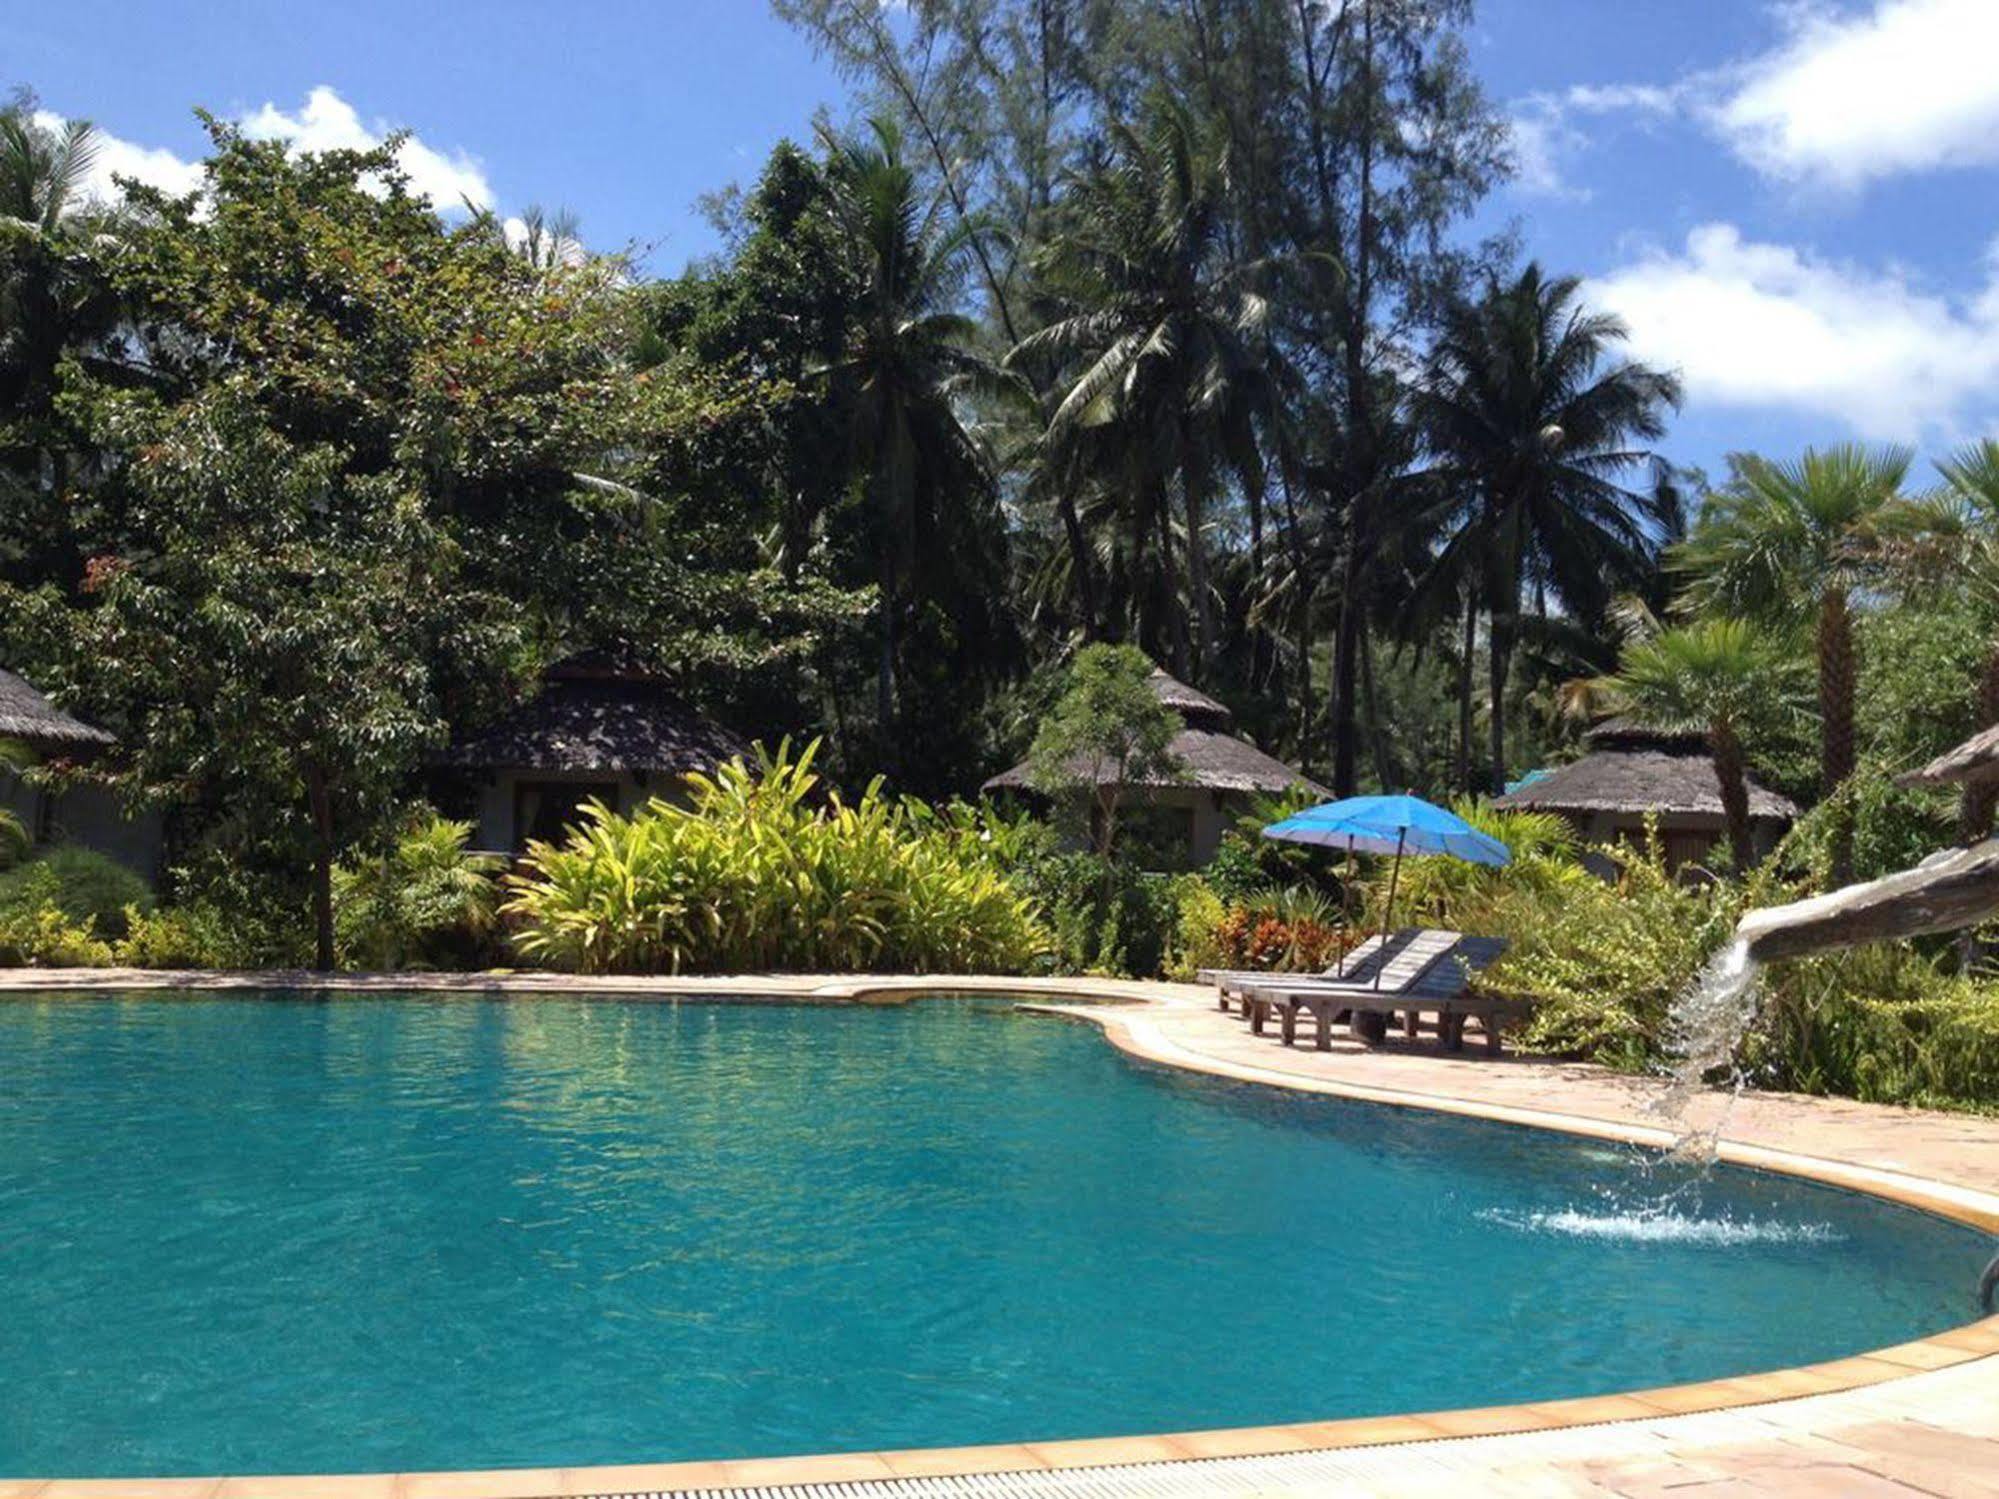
[3,969,1997,1497]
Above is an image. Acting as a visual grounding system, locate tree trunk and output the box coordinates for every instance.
[1158,496,1191,678]
[1711,720,1754,872]
[1456,589,1477,794]
[1331,537,1363,794]
[1487,606,1513,794]
[1360,622,1394,790]
[1183,446,1212,677]
[307,765,336,973]
[1818,585,1857,881]
[1055,487,1099,641]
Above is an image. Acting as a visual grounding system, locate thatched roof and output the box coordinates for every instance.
[1896,724,1999,789]
[0,668,115,752]
[1147,667,1231,728]
[984,663,1324,798]
[436,656,746,776]
[1494,745,1797,822]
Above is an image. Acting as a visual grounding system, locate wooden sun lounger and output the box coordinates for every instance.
[1333,938,1516,1055]
[1197,931,1397,1012]
[1241,935,1511,1053]
[1239,930,1463,1046]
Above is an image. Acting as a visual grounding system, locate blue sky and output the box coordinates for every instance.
[15,0,1999,484]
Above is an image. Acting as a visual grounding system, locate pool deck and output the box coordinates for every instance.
[4,967,1998,1498]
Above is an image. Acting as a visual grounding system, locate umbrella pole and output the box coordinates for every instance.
[1375,829,1406,991]
[1337,834,1356,977]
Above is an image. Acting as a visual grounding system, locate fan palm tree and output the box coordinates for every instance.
[1675,444,1914,878]
[817,116,1004,731]
[1610,620,1796,872]
[1889,440,1999,839]
[1411,264,1682,792]
[1010,98,1273,679]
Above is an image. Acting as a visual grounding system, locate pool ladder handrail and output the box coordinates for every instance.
[1981,1250,1998,1314]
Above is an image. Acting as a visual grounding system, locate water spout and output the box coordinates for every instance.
[1735,837,1999,963]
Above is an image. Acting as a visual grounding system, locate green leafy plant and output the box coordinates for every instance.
[1027,644,1183,858]
[0,845,152,939]
[502,739,1048,975]
[334,814,506,971]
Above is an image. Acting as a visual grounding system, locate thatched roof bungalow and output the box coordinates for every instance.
[1494,718,1797,874]
[984,665,1324,866]
[0,667,116,754]
[0,667,161,876]
[433,650,747,851]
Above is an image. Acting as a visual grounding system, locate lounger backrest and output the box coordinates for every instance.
[1364,928,1463,991]
[1324,931,1391,978]
[1402,936,1511,1000]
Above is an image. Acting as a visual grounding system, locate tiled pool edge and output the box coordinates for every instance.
[3,969,1997,1499]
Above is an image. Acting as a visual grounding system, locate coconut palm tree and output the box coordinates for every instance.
[1411,264,1682,792]
[1610,620,1796,872]
[1676,444,1914,879]
[1010,97,1273,680]
[817,115,1004,731]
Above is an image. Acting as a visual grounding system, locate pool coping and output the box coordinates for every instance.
[1,968,1995,1499]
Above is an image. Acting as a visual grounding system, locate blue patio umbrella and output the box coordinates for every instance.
[1263,795,1510,985]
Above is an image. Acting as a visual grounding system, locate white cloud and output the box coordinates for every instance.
[1716,0,1999,187]
[239,85,494,211]
[1507,107,1590,201]
[31,110,203,205]
[1588,222,1999,439]
[30,87,497,217]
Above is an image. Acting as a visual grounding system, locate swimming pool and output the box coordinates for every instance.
[0,991,1985,1478]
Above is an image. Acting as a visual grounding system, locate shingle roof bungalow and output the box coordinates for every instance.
[984,664,1325,866]
[432,649,747,851]
[1494,717,1797,874]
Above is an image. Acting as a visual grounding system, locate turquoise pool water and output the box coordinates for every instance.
[0,993,1986,1478]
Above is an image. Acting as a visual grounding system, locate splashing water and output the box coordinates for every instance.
[1479,1205,1841,1247]
[1651,938,1766,1163]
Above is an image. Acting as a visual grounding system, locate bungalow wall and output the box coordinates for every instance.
[1555,808,1786,878]
[2,777,164,880]
[458,768,696,853]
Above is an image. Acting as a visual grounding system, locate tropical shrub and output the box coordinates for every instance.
[112,902,261,970]
[0,895,113,968]
[334,815,506,971]
[503,741,1048,974]
[0,845,152,939]
[1750,944,1999,1111]
[0,808,26,870]
[992,847,1178,977]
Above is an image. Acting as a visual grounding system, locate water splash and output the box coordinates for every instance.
[1651,938,1765,1163]
[1479,1205,1840,1247]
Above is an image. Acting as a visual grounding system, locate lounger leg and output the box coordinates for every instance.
[1485,1017,1503,1057]
[1443,1014,1464,1052]
[1403,1008,1420,1040]
[1281,1004,1297,1047]
[1317,1003,1333,1051]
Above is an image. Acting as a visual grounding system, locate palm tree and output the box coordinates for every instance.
[1676,444,1914,879]
[0,100,118,418]
[1010,98,1273,679]
[1411,264,1682,792]
[1892,440,1999,840]
[1611,620,1795,872]
[817,116,1003,731]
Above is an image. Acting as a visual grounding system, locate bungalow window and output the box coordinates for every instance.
[513,780,620,849]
